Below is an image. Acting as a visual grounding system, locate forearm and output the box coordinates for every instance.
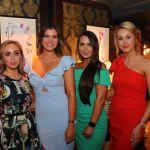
[90,99,105,124]
[107,87,114,100]
[68,96,76,122]
[140,101,150,125]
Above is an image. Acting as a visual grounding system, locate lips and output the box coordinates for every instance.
[10,62,17,65]
[123,45,129,49]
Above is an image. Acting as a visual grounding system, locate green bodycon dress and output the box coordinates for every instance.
[74,69,110,150]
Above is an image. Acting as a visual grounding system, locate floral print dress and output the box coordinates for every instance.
[0,74,41,150]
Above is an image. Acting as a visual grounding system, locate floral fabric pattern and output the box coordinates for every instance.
[0,74,40,150]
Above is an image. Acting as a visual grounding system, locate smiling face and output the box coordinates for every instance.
[42,28,59,52]
[116,28,136,54]
[78,35,93,60]
[2,43,22,71]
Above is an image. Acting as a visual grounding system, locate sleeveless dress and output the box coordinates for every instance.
[28,56,75,150]
[109,56,147,150]
[0,74,40,150]
[74,69,110,150]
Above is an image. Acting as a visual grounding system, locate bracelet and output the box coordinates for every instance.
[88,121,96,128]
[139,121,147,128]
[68,120,74,124]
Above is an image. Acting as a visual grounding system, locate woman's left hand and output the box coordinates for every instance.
[65,123,75,144]
[82,125,94,139]
[131,125,145,148]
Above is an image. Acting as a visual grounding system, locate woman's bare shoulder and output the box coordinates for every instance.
[143,58,150,66]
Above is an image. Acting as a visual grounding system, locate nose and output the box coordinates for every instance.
[11,54,15,60]
[122,38,128,44]
[83,44,88,49]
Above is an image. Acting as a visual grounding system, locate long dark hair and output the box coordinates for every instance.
[77,31,102,105]
[37,24,63,56]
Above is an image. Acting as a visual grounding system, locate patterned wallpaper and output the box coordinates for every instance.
[0,0,40,31]
[63,2,110,61]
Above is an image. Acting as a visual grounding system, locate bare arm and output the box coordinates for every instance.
[30,89,35,112]
[139,61,150,124]
[90,84,107,123]
[131,60,150,147]
[64,66,76,143]
[0,87,3,96]
[106,86,114,100]
[83,84,108,138]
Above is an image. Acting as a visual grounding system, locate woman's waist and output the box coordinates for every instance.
[77,108,106,118]
[33,86,66,94]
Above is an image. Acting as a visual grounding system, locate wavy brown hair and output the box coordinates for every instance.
[0,40,25,75]
[37,24,63,56]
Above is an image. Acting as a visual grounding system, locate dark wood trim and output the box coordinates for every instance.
[39,0,48,28]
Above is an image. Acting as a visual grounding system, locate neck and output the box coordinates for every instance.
[81,58,91,68]
[123,50,140,60]
[41,49,57,59]
[3,68,21,79]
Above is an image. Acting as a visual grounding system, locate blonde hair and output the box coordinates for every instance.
[0,40,26,75]
[114,21,142,56]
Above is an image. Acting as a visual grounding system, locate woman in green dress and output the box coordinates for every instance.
[74,31,110,150]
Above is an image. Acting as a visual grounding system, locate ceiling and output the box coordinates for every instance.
[92,0,150,18]
[90,0,150,43]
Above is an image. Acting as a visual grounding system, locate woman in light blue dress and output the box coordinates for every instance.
[26,24,76,150]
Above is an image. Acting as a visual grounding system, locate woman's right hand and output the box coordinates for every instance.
[65,123,75,144]
[106,88,114,100]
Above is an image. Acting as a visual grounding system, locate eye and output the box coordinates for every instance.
[79,43,84,46]
[43,35,58,39]
[14,52,20,56]
[127,36,131,39]
[118,37,123,41]
[43,35,49,38]
[52,35,58,38]
[87,43,92,47]
[3,52,10,56]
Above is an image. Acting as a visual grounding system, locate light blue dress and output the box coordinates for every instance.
[26,56,75,150]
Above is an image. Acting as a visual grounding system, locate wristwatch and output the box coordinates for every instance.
[88,121,96,128]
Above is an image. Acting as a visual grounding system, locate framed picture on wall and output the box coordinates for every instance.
[87,25,109,62]
[0,16,36,66]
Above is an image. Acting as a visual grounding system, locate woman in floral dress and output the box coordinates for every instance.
[0,40,41,150]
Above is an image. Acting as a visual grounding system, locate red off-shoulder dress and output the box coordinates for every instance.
[109,55,147,150]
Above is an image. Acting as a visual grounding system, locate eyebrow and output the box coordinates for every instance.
[3,49,20,53]
[44,34,58,36]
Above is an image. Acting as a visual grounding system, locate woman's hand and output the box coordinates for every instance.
[131,124,145,148]
[106,88,114,101]
[82,125,94,139]
[21,123,28,136]
[65,123,75,144]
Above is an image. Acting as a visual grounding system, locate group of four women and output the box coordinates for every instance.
[0,21,150,150]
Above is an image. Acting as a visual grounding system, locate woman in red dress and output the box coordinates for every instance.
[107,21,150,150]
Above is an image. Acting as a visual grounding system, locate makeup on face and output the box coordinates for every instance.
[116,28,135,52]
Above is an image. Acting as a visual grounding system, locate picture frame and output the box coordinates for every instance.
[0,16,36,66]
[87,25,109,62]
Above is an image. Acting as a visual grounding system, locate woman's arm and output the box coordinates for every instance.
[30,89,35,112]
[106,86,114,100]
[131,60,150,147]
[0,87,3,96]
[64,66,76,143]
[83,84,108,138]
